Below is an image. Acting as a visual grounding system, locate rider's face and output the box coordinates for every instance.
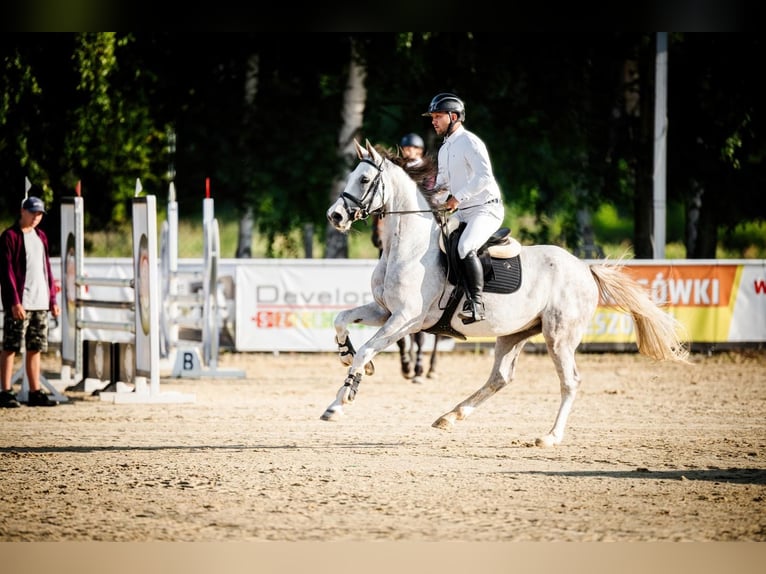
[428,112,453,137]
[401,146,423,161]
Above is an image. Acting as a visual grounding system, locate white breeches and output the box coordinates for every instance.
[455,203,504,259]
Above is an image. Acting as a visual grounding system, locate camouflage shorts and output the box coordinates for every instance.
[2,310,49,353]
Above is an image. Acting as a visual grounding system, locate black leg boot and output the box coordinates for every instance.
[458,250,485,324]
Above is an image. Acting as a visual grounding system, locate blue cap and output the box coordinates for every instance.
[22,196,46,213]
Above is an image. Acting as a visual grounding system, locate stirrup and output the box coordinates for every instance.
[458,300,485,324]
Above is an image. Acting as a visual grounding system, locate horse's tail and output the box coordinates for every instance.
[589,262,690,363]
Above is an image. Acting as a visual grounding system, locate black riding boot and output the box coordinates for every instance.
[458,250,485,324]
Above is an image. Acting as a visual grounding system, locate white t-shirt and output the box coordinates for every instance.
[22,229,49,311]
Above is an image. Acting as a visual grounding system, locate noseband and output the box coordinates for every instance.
[339,157,386,221]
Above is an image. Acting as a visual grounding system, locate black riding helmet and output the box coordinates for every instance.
[422,93,466,122]
[399,133,424,149]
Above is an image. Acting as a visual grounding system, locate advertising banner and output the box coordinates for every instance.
[12,258,764,353]
[235,259,381,352]
[581,261,766,345]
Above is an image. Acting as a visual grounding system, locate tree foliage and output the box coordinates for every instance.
[1,33,764,259]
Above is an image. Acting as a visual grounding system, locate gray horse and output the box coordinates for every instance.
[323,140,689,447]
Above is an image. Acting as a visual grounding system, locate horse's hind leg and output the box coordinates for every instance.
[432,335,525,429]
[426,334,440,380]
[411,332,426,384]
[398,337,413,379]
[536,334,583,447]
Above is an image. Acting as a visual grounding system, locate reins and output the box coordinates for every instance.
[349,156,453,260]
[344,156,450,221]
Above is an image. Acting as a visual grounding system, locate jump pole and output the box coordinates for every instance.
[161,178,244,379]
[159,181,181,360]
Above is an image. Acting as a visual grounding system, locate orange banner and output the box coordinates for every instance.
[619,264,739,308]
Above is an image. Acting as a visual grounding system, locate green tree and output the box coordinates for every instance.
[667,33,766,258]
[64,33,166,224]
[2,33,764,259]
[0,33,167,253]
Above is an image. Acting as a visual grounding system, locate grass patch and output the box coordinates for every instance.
[4,210,763,260]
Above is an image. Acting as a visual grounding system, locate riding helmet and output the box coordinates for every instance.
[422,93,465,122]
[399,133,425,149]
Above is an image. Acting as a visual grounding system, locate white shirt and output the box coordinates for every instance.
[22,229,49,310]
[434,125,502,209]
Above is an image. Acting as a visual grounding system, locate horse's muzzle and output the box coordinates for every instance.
[326,196,354,230]
[328,211,343,226]
[326,209,351,232]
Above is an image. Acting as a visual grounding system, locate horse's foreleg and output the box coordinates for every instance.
[322,333,400,421]
[335,332,355,367]
[320,371,362,421]
[334,332,374,376]
[334,304,388,375]
[325,310,415,422]
[432,337,523,429]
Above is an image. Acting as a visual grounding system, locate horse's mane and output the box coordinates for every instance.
[374,145,441,209]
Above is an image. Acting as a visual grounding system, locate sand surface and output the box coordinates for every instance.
[0,348,764,543]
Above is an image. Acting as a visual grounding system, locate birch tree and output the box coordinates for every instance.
[325,38,367,259]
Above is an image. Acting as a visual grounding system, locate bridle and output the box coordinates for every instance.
[337,156,446,223]
[334,153,454,309]
[338,157,386,222]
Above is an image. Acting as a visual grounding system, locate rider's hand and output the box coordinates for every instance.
[443,195,459,213]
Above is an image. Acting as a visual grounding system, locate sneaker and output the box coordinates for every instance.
[0,390,20,408]
[27,390,59,407]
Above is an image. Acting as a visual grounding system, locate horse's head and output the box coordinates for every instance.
[327,139,387,233]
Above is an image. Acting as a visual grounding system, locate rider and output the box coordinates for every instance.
[423,93,505,324]
[399,132,425,167]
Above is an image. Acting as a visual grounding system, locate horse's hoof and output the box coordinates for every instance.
[411,375,425,385]
[427,372,437,380]
[365,361,375,376]
[431,416,452,430]
[534,435,557,447]
[320,406,343,421]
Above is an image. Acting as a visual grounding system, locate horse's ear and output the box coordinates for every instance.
[354,139,366,160]
[366,139,382,165]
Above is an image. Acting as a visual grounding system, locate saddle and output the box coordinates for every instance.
[425,220,523,340]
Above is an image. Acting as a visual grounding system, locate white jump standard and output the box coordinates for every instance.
[159,179,244,379]
[59,185,195,404]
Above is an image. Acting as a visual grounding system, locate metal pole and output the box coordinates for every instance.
[653,32,668,259]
